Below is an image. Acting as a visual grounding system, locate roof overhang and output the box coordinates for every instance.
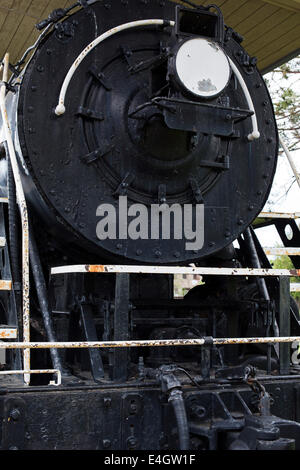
[0,0,299,73]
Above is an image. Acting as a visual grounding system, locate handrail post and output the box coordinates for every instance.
[0,53,30,385]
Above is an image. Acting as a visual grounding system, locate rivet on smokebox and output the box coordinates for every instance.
[104,397,111,407]
[9,409,20,421]
[103,439,111,448]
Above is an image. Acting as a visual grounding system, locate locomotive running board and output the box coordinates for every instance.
[0,267,295,379]
[51,264,300,277]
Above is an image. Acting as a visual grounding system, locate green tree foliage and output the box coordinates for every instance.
[265,57,300,153]
[272,255,300,305]
[264,57,300,207]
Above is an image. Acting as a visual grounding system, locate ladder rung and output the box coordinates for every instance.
[0,327,17,339]
[0,237,6,247]
[51,265,300,277]
[0,197,8,204]
[264,247,300,256]
[0,280,11,290]
[258,212,300,219]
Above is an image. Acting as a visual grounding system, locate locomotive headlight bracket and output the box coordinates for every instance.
[173,37,231,99]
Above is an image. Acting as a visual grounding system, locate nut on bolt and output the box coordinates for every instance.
[104,397,112,408]
[127,436,138,449]
[129,402,138,414]
[9,409,21,421]
[103,439,111,449]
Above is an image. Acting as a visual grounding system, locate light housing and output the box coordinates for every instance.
[175,37,231,99]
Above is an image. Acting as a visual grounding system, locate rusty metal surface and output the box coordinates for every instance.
[51,264,300,277]
[0,336,300,349]
[0,328,17,339]
[0,338,206,349]
[258,212,300,219]
[213,336,300,345]
[0,280,11,290]
[264,247,300,256]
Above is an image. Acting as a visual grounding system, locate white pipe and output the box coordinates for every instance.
[279,135,300,190]
[0,53,31,386]
[55,19,175,116]
[228,57,260,141]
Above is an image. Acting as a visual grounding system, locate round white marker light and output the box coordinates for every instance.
[175,38,231,98]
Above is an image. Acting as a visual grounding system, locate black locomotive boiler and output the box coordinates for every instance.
[0,0,299,451]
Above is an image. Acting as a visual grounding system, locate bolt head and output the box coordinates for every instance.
[9,409,20,421]
[104,397,111,408]
[127,436,138,448]
[103,439,111,448]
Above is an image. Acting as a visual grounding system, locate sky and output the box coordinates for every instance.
[254,60,300,249]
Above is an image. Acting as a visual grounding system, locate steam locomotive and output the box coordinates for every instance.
[0,0,300,451]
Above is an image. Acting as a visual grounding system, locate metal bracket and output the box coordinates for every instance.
[112,273,130,382]
[76,106,104,121]
[89,65,112,91]
[121,393,143,450]
[78,301,104,381]
[80,142,113,165]
[114,173,135,197]
[2,398,26,450]
[159,97,252,137]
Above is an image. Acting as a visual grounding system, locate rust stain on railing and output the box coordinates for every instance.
[0,336,300,350]
[0,328,17,339]
[0,280,11,290]
[88,265,106,273]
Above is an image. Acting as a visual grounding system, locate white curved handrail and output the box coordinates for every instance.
[228,57,260,141]
[55,19,175,116]
[54,19,260,141]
